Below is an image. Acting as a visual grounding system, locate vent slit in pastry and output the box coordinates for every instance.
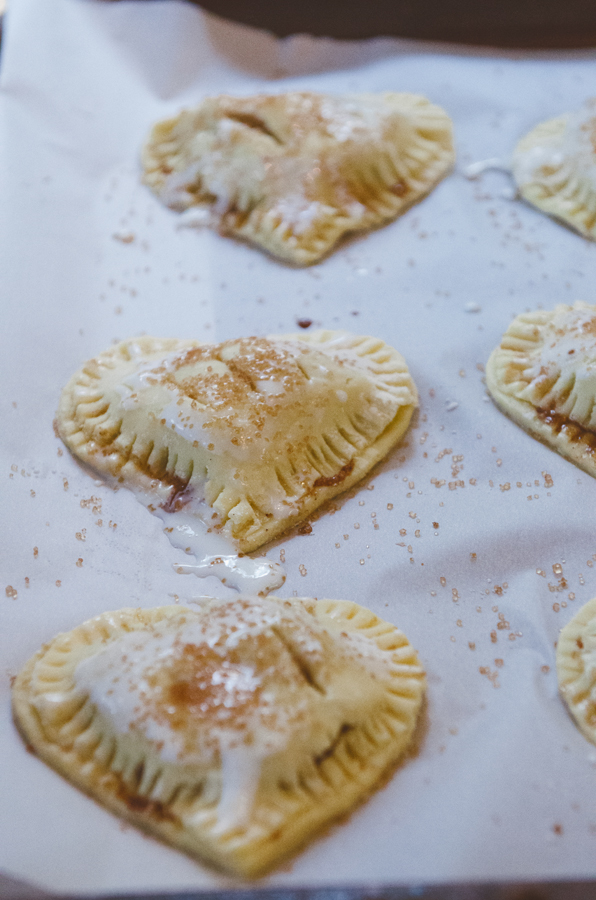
[225,111,284,145]
[295,359,312,382]
[57,331,417,594]
[143,91,454,265]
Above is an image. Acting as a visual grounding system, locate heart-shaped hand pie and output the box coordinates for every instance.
[557,596,596,746]
[512,100,596,240]
[56,331,417,580]
[142,91,454,264]
[12,596,426,877]
[486,302,596,475]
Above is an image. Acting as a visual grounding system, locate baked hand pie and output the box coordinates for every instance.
[486,302,596,476]
[56,331,417,590]
[557,597,596,744]
[512,100,596,239]
[142,91,454,265]
[12,596,426,877]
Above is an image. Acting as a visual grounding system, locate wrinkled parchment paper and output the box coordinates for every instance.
[3,0,596,892]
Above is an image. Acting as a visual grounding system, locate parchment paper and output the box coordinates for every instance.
[3,0,596,892]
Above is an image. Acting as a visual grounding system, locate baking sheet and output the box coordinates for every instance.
[3,0,596,893]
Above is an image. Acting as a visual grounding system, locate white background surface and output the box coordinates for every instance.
[2,0,596,892]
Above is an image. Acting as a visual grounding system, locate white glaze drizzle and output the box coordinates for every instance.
[109,344,293,595]
[210,745,263,834]
[156,93,396,239]
[95,332,408,596]
[73,599,321,831]
[463,157,511,179]
[127,482,285,595]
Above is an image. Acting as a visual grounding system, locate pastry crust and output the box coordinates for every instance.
[557,597,596,745]
[486,302,596,476]
[12,597,426,877]
[142,91,454,264]
[512,100,596,239]
[56,331,417,553]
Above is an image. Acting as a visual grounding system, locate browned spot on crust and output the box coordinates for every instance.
[161,475,193,514]
[586,702,596,728]
[221,204,253,231]
[538,164,559,178]
[389,181,409,197]
[313,459,355,488]
[115,781,179,825]
[503,361,527,384]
